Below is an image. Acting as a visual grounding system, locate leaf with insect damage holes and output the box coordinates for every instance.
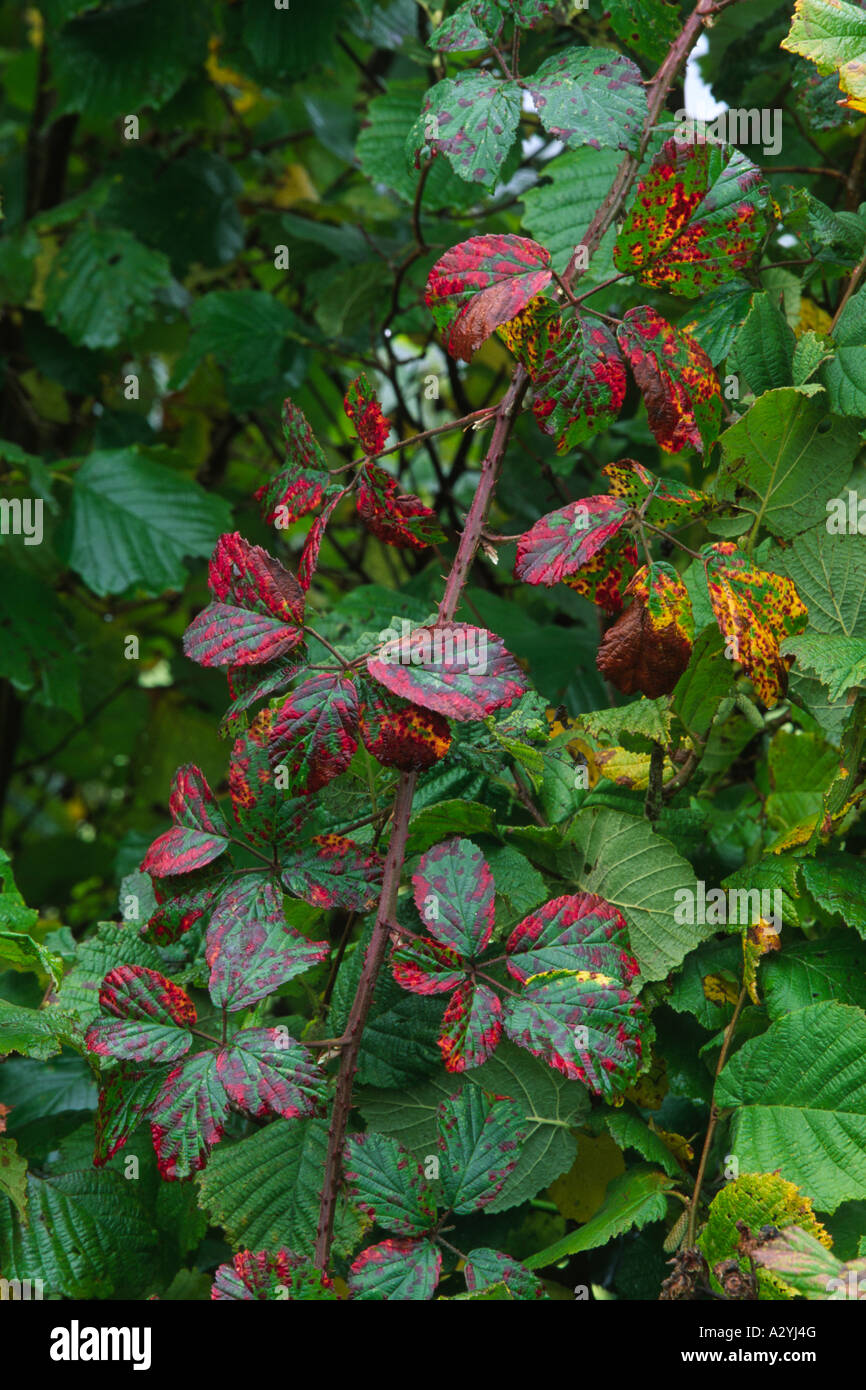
[356,463,443,551]
[515,495,631,587]
[206,874,329,1013]
[255,400,337,528]
[359,684,452,772]
[267,674,360,796]
[94,1065,167,1166]
[614,139,769,297]
[281,834,384,912]
[503,968,645,1099]
[149,1050,231,1179]
[349,1237,442,1300]
[617,306,722,453]
[704,541,809,708]
[298,492,344,593]
[563,536,640,615]
[527,48,646,153]
[425,234,552,362]
[409,73,522,189]
[141,764,231,877]
[212,1248,339,1301]
[428,0,503,51]
[437,1088,526,1213]
[439,979,503,1071]
[602,458,709,529]
[144,864,228,946]
[782,0,866,115]
[183,533,305,667]
[529,314,627,453]
[596,562,694,699]
[344,373,393,455]
[343,1132,437,1236]
[464,1247,548,1299]
[413,838,495,957]
[506,893,640,986]
[85,963,195,1064]
[216,1028,325,1121]
[367,624,525,720]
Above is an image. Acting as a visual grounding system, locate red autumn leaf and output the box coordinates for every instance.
[596,561,694,698]
[514,495,630,587]
[359,685,452,771]
[145,865,227,945]
[391,936,468,995]
[616,306,722,454]
[149,1051,231,1179]
[602,458,708,529]
[183,533,305,668]
[207,531,305,623]
[206,874,329,1012]
[530,315,627,453]
[344,373,393,454]
[562,537,639,615]
[281,833,384,912]
[298,492,345,592]
[255,398,336,528]
[141,764,230,877]
[267,673,360,795]
[505,893,639,985]
[85,964,196,1065]
[439,978,502,1071]
[216,1027,324,1120]
[412,838,495,958]
[211,1249,338,1301]
[426,233,552,361]
[356,463,442,551]
[367,624,526,720]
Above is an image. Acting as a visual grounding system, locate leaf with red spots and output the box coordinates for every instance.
[425,234,552,361]
[596,562,694,698]
[617,305,723,453]
[436,1088,526,1213]
[229,707,288,851]
[464,1247,548,1299]
[514,495,631,587]
[349,1237,442,1300]
[359,685,452,771]
[529,315,627,453]
[141,765,230,878]
[614,139,769,297]
[527,48,646,153]
[505,893,640,986]
[211,1248,338,1301]
[428,0,503,51]
[149,1050,231,1179]
[511,0,561,26]
[145,865,227,946]
[93,1065,166,1166]
[704,541,809,708]
[184,533,305,667]
[412,838,495,957]
[503,968,645,1099]
[344,374,392,455]
[602,458,709,529]
[356,463,443,551]
[216,1027,324,1120]
[297,492,345,592]
[366,623,526,720]
[206,874,329,1013]
[409,73,522,188]
[563,536,639,615]
[440,979,503,1071]
[267,674,360,796]
[343,1132,437,1236]
[391,936,467,995]
[281,834,384,912]
[85,966,197,1064]
[255,399,337,529]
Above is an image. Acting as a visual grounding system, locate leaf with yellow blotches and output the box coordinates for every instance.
[743,917,782,1004]
[206,38,260,115]
[702,973,740,1007]
[594,745,677,791]
[700,1170,832,1299]
[782,0,866,114]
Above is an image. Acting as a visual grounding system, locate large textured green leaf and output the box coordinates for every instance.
[717,1002,866,1211]
[356,81,477,209]
[525,1166,672,1267]
[0,1002,79,1060]
[603,0,681,65]
[66,450,231,597]
[781,633,866,701]
[521,146,620,275]
[822,286,866,412]
[769,528,866,638]
[437,1088,526,1214]
[730,292,796,395]
[43,224,173,349]
[782,0,866,115]
[800,853,866,938]
[762,932,866,1017]
[343,1132,436,1236]
[171,290,299,389]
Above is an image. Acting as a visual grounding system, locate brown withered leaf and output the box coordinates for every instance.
[596,597,691,698]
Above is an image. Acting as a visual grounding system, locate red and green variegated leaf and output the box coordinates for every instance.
[183,602,304,668]
[563,536,640,615]
[412,837,495,957]
[391,937,468,995]
[344,1133,437,1237]
[145,865,227,945]
[280,398,328,473]
[359,685,452,771]
[367,623,526,720]
[168,764,228,837]
[356,463,442,551]
[344,373,393,455]
[629,562,694,640]
[528,48,646,153]
[255,469,334,529]
[409,73,521,189]
[597,562,694,699]
[464,1247,548,1299]
[149,1050,231,1180]
[497,292,561,375]
[141,765,231,878]
[428,0,503,51]
[281,834,384,912]
[229,707,301,851]
[86,1017,193,1065]
[437,1088,526,1214]
[211,1248,338,1301]
[298,491,345,592]
[506,893,639,986]
[704,541,809,708]
[503,968,645,1098]
[614,138,769,298]
[349,1238,441,1301]
[267,674,359,796]
[617,306,723,454]
[602,458,709,529]
[220,659,301,735]
[216,1028,324,1121]
[207,875,328,1012]
[440,979,503,1073]
[511,0,558,25]
[530,315,627,453]
[94,1065,167,1166]
[207,531,305,624]
[514,495,630,587]
[96,963,197,1026]
[425,234,552,362]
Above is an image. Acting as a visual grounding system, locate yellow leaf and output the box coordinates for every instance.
[549,1132,626,1224]
[702,972,740,1006]
[271,165,319,208]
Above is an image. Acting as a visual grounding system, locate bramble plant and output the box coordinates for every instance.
[2,0,866,1304]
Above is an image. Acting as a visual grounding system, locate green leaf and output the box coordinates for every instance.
[821,286,866,412]
[527,48,646,153]
[408,73,522,187]
[524,1166,672,1267]
[781,632,866,700]
[680,280,754,365]
[782,0,866,115]
[769,527,866,638]
[604,1107,684,1178]
[0,560,82,717]
[577,697,671,750]
[0,1002,79,1060]
[730,292,796,395]
[356,82,477,209]
[521,146,620,276]
[762,931,866,1017]
[343,1133,436,1236]
[171,290,300,389]
[437,1088,527,1214]
[717,1001,866,1211]
[43,224,173,349]
[700,1170,834,1297]
[715,389,860,539]
[793,330,834,386]
[800,853,866,938]
[66,449,231,597]
[242,0,342,79]
[602,0,682,66]
[0,1137,28,1224]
